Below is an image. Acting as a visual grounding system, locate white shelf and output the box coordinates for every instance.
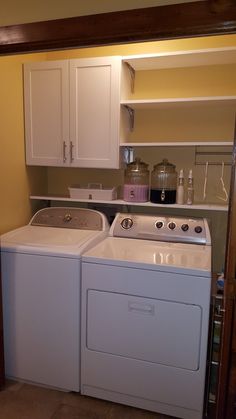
[121,96,236,110]
[30,195,228,212]
[122,47,236,70]
[120,141,233,147]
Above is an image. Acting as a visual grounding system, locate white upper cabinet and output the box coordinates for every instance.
[69,57,121,168]
[24,60,69,166]
[24,57,121,168]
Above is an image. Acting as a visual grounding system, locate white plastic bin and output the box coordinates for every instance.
[69,184,117,200]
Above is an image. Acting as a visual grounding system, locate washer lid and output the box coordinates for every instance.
[1,225,107,257]
[82,237,211,277]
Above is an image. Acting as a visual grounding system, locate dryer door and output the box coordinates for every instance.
[87,289,202,371]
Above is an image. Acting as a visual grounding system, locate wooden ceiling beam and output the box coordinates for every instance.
[0,1,235,55]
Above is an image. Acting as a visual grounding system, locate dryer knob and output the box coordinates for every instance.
[181,224,189,232]
[195,226,203,234]
[156,221,164,229]
[168,222,176,230]
[121,218,133,229]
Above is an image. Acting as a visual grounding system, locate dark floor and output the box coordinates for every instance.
[0,380,175,419]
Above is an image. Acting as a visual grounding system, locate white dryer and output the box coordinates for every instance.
[81,213,212,419]
[1,207,109,392]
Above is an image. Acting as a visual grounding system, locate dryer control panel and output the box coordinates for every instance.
[110,213,211,245]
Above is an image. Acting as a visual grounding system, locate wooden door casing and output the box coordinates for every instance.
[0,262,5,388]
[215,121,236,418]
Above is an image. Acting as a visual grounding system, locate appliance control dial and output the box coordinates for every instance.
[168,222,176,230]
[195,226,203,234]
[121,218,133,229]
[63,213,72,222]
[156,221,164,229]
[181,224,189,232]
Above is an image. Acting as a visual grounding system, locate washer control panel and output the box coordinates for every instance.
[110,213,211,245]
[30,207,108,231]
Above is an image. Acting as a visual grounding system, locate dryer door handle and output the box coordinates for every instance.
[128,301,155,315]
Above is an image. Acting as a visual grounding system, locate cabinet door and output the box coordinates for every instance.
[70,57,121,168]
[24,61,69,166]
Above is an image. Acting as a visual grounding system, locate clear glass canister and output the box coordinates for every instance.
[124,157,149,202]
[150,158,177,204]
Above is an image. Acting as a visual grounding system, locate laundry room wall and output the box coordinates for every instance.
[0,33,235,271]
[0,53,48,234]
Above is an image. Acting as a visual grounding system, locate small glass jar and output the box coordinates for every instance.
[150,158,177,204]
[123,157,149,202]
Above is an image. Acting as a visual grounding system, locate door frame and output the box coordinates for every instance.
[0,0,236,416]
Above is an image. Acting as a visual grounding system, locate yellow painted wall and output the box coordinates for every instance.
[46,34,236,59]
[0,53,48,234]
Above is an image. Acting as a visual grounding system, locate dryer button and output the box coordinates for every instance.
[195,226,203,234]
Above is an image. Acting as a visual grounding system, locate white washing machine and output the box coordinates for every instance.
[1,207,109,392]
[81,213,212,419]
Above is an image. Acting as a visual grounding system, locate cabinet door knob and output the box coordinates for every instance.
[70,141,74,163]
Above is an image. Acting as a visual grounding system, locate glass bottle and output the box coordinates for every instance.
[123,157,149,202]
[150,158,177,204]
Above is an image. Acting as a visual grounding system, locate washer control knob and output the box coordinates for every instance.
[64,213,72,222]
[195,226,203,234]
[121,218,133,229]
[168,222,176,230]
[156,221,164,229]
[181,224,189,232]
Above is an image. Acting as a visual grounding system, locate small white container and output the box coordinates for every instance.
[186,169,194,205]
[176,169,184,205]
[69,183,117,201]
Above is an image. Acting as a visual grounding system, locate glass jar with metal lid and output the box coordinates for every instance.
[150,158,177,204]
[123,157,149,202]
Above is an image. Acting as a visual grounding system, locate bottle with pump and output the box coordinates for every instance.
[176,169,184,205]
[187,169,194,205]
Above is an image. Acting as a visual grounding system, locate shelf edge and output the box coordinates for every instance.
[119,142,233,147]
[30,195,228,212]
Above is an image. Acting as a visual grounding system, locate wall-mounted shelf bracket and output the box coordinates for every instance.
[123,105,135,131]
[124,62,135,93]
[122,146,134,164]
